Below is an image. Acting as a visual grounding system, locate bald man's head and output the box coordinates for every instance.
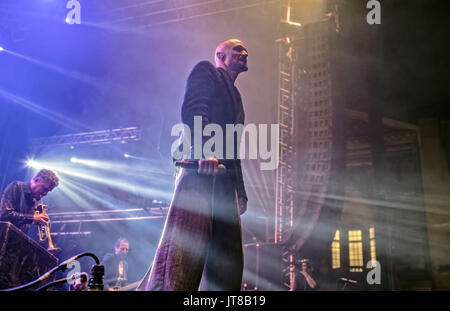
[215,39,248,77]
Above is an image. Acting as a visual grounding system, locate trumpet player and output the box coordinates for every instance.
[0,169,59,235]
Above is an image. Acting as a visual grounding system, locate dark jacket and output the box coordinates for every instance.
[293,272,320,291]
[101,253,129,289]
[0,181,36,234]
[181,61,247,202]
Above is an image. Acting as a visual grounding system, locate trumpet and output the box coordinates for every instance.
[36,199,60,254]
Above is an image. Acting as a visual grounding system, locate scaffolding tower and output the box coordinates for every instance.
[275,0,341,290]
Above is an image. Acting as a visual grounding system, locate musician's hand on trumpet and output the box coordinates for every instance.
[33,212,50,226]
[34,199,60,254]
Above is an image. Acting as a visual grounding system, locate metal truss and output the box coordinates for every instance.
[48,206,169,236]
[275,0,299,290]
[275,0,339,290]
[31,127,141,149]
[106,0,278,28]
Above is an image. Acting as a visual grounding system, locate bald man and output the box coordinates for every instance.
[139,39,249,291]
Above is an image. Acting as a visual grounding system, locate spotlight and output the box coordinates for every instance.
[26,159,39,168]
[0,46,4,52]
[122,154,153,162]
[70,157,78,163]
[65,18,70,24]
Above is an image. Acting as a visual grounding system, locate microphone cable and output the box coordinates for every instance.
[34,273,88,291]
[0,252,100,291]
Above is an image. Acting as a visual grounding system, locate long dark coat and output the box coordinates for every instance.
[139,61,248,290]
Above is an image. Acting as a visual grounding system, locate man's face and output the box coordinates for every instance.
[223,41,248,73]
[30,178,54,200]
[301,262,312,274]
[115,242,130,257]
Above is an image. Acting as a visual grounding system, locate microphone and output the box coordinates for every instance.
[340,277,357,284]
[174,160,201,169]
[175,160,226,174]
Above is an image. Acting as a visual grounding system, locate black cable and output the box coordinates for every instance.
[34,277,72,292]
[35,273,88,291]
[0,252,100,291]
